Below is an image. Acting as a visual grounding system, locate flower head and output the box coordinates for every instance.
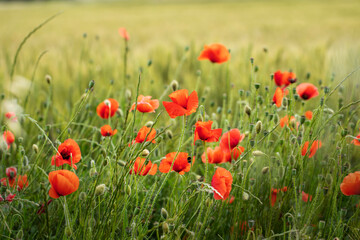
[163,89,198,118]
[51,139,81,169]
[6,167,17,179]
[351,133,360,146]
[118,27,130,41]
[96,98,119,119]
[5,112,17,122]
[219,129,245,162]
[305,111,313,120]
[194,121,222,145]
[301,140,322,158]
[202,146,225,164]
[130,95,159,113]
[100,125,117,137]
[340,171,360,196]
[211,167,233,200]
[130,157,157,176]
[198,43,230,64]
[296,83,319,100]
[134,126,156,144]
[270,188,279,207]
[48,170,79,199]
[273,87,284,108]
[159,152,191,175]
[3,131,15,149]
[274,70,296,88]
[301,191,312,202]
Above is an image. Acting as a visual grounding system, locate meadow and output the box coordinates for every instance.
[1,0,360,239]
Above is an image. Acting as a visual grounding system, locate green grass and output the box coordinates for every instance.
[0,0,360,239]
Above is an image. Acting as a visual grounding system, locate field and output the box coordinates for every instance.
[1,0,360,239]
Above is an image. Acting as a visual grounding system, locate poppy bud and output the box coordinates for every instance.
[166,130,173,139]
[125,89,132,102]
[95,184,106,196]
[300,115,306,125]
[323,108,334,114]
[282,97,288,107]
[291,169,297,176]
[255,121,262,134]
[250,140,255,147]
[320,97,324,106]
[242,192,249,201]
[250,58,254,65]
[216,107,222,114]
[45,74,52,84]
[245,105,251,116]
[171,80,179,92]
[254,83,260,89]
[162,222,169,234]
[144,121,154,128]
[89,168,97,177]
[88,80,95,90]
[147,59,152,67]
[141,149,150,157]
[161,208,169,219]
[261,166,269,174]
[65,226,72,237]
[79,192,87,201]
[238,90,244,97]
[126,185,131,195]
[252,150,264,157]
[117,160,126,167]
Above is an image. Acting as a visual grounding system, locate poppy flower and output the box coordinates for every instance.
[130,157,157,176]
[211,167,233,200]
[282,186,288,192]
[3,130,15,149]
[48,170,79,199]
[219,129,245,152]
[118,27,130,41]
[296,83,319,100]
[351,133,360,146]
[159,152,191,175]
[273,70,296,88]
[130,95,159,113]
[1,177,15,188]
[301,191,312,202]
[6,167,17,179]
[5,193,16,202]
[340,171,360,196]
[270,188,279,207]
[134,126,156,144]
[279,116,299,129]
[194,121,222,145]
[198,43,230,64]
[223,146,244,163]
[51,139,81,169]
[202,146,225,164]
[5,112,17,122]
[96,98,119,119]
[16,175,29,191]
[163,89,198,118]
[100,125,117,137]
[272,87,284,108]
[301,140,322,158]
[305,111,313,120]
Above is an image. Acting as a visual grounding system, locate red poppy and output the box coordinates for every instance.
[351,133,360,146]
[5,193,16,202]
[51,139,82,169]
[1,177,15,188]
[130,157,157,176]
[220,129,245,151]
[198,43,230,64]
[301,140,322,158]
[16,175,29,191]
[3,130,15,149]
[5,112,17,122]
[270,188,279,207]
[305,111,313,120]
[100,125,117,137]
[296,83,319,100]
[48,170,79,199]
[194,121,222,145]
[159,152,191,175]
[341,172,360,196]
[301,191,312,202]
[96,98,119,119]
[118,27,130,41]
[273,70,296,88]
[6,167,17,179]
[282,186,288,192]
[279,116,298,129]
[134,126,156,144]
[202,146,225,164]
[211,167,233,200]
[223,146,244,163]
[163,89,198,118]
[272,87,284,108]
[130,95,159,113]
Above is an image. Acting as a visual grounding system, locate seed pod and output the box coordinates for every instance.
[254,83,260,89]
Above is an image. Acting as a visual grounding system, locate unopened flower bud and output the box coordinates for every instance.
[89,168,97,177]
[95,184,106,196]
[141,149,150,157]
[166,130,173,139]
[145,121,154,127]
[125,89,132,101]
[45,74,52,84]
[255,121,262,134]
[117,160,126,167]
[252,150,265,157]
[262,166,269,174]
[126,185,131,195]
[162,222,169,234]
[245,105,251,116]
[242,192,249,201]
[88,80,95,89]
[79,192,87,201]
[161,208,169,219]
[171,80,179,91]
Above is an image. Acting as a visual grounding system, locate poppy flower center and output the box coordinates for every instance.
[60,149,71,160]
[302,94,309,100]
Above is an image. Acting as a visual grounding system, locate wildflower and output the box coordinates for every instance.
[340,171,360,196]
[159,152,191,175]
[6,167,17,179]
[130,157,157,176]
[279,116,299,129]
[51,139,81,169]
[296,83,319,100]
[272,87,284,108]
[301,140,322,158]
[96,98,119,119]
[211,167,233,200]
[16,175,28,191]
[201,146,225,164]
[305,111,313,120]
[5,112,17,122]
[282,186,288,192]
[270,188,279,207]
[194,121,222,145]
[48,170,79,199]
[3,130,15,149]
[5,193,16,202]
[163,89,198,118]
[198,43,230,64]
[273,70,296,88]
[219,129,245,162]
[301,191,312,202]
[118,27,130,41]
[100,125,117,137]
[134,126,156,144]
[130,95,159,113]
[351,133,360,146]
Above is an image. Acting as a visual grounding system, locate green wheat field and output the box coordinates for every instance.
[1,0,360,239]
